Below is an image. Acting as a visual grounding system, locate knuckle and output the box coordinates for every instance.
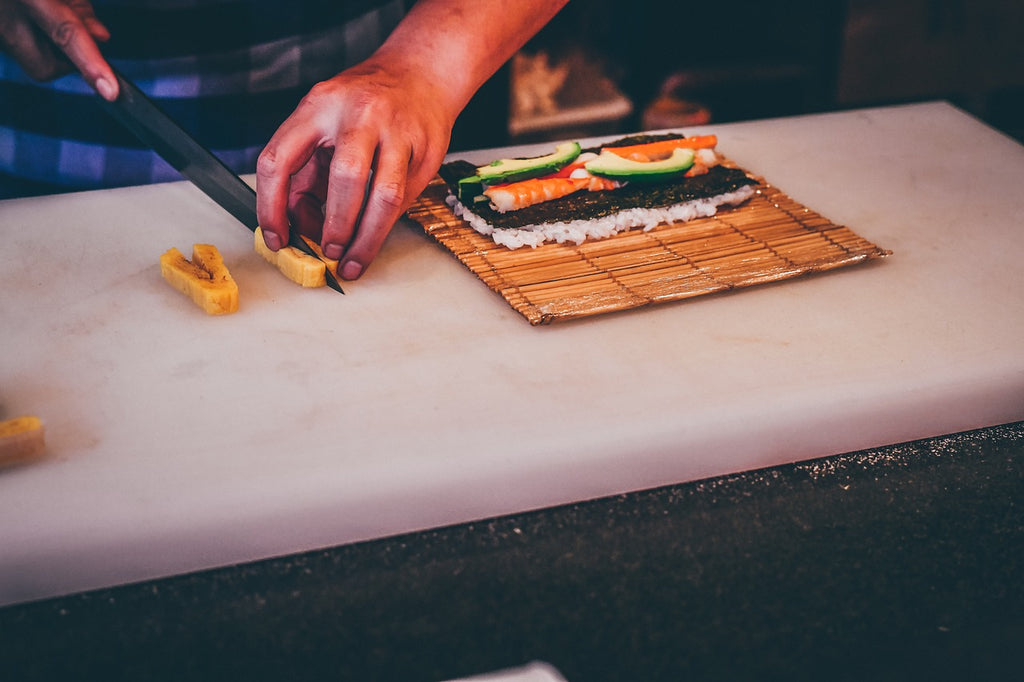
[373,180,405,210]
[256,147,281,178]
[328,158,364,186]
[50,21,76,49]
[304,80,333,100]
[301,80,344,112]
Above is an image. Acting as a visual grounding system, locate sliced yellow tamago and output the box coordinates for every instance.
[254,227,339,288]
[160,244,239,315]
[0,415,45,466]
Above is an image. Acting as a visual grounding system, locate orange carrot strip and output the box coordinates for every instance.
[683,163,710,178]
[604,135,718,161]
[587,175,620,192]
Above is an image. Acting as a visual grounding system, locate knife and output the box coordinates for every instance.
[97,69,344,294]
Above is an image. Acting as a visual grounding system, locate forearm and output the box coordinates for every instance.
[371,0,569,118]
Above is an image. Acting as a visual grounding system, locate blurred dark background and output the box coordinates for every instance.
[453,0,1024,150]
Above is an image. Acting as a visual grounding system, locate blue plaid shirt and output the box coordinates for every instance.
[0,0,404,196]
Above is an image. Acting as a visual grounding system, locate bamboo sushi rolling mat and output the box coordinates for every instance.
[406,169,891,325]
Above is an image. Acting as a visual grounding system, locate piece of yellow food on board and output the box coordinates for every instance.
[160,244,239,315]
[254,228,323,287]
[0,415,45,466]
[254,227,338,288]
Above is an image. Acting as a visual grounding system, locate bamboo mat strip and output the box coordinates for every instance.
[406,172,890,325]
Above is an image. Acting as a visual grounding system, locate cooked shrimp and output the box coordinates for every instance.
[568,166,624,192]
[684,148,722,177]
[484,177,588,212]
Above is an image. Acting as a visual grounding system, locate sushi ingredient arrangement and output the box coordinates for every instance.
[159,244,239,315]
[438,132,757,249]
[411,126,890,323]
[455,132,727,214]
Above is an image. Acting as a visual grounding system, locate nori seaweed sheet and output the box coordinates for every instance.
[438,134,758,230]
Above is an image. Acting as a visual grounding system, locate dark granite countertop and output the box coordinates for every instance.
[3,421,1022,681]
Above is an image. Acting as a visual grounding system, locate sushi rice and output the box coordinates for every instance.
[446,184,757,250]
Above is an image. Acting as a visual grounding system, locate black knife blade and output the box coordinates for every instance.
[98,69,344,294]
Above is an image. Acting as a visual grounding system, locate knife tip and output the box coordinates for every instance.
[325,271,346,295]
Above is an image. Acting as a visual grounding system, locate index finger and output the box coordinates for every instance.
[255,122,321,252]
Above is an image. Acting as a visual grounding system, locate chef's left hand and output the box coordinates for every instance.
[256,57,456,281]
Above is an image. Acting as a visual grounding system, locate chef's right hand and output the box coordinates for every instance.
[0,0,118,100]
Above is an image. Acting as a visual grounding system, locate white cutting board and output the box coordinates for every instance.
[1,102,1022,607]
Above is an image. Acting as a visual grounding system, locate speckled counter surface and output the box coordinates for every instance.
[3,421,1022,681]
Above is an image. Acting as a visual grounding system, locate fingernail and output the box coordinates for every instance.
[263,231,282,251]
[324,243,344,260]
[96,77,117,101]
[341,260,363,280]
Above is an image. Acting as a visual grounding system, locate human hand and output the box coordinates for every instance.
[0,0,117,100]
[256,59,457,281]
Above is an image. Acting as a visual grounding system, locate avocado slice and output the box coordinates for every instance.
[585,147,696,183]
[477,141,582,185]
[456,174,484,203]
